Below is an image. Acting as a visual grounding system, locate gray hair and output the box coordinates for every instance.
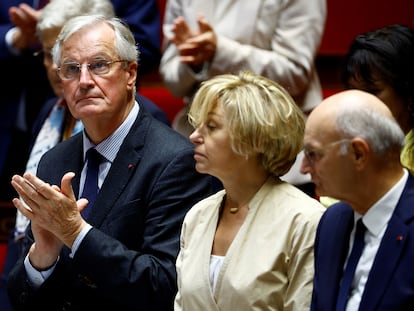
[52,15,139,66]
[37,0,115,39]
[336,104,405,155]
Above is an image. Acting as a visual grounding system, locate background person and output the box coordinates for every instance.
[7,15,213,310]
[0,0,53,201]
[342,23,414,174]
[110,0,162,78]
[319,24,414,208]
[174,71,325,310]
[300,89,414,310]
[159,0,327,197]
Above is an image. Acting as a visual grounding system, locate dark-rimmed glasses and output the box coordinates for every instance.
[303,139,352,165]
[57,59,127,80]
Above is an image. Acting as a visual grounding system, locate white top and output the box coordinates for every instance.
[210,255,224,292]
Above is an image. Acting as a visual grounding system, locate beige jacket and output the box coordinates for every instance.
[160,0,327,113]
[174,177,325,311]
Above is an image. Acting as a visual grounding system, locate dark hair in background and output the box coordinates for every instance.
[341,24,414,123]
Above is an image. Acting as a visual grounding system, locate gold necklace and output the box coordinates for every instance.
[220,195,240,214]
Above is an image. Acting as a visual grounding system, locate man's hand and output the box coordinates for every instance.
[11,172,89,250]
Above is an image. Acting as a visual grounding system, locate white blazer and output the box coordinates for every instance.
[160,0,327,113]
[174,177,325,311]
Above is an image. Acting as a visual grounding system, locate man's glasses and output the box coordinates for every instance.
[57,59,127,80]
[303,139,352,165]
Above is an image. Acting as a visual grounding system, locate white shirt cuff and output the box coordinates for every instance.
[70,223,93,258]
[24,255,58,288]
[5,27,22,55]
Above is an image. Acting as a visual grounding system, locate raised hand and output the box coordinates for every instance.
[11,172,89,251]
[170,15,217,67]
[8,3,42,50]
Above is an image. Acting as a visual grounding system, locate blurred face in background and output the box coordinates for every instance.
[347,76,410,134]
[41,27,64,98]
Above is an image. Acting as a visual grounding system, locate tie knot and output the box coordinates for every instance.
[86,148,102,167]
[355,219,366,239]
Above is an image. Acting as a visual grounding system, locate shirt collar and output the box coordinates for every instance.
[356,169,409,236]
[82,101,139,162]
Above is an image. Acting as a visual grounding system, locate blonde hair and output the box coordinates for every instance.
[189,71,305,176]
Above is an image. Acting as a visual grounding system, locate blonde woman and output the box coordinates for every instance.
[174,71,325,311]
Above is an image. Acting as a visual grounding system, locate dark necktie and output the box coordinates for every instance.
[81,148,101,219]
[336,219,366,311]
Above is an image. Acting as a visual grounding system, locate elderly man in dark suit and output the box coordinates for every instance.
[301,89,414,310]
[7,15,213,310]
[0,0,163,202]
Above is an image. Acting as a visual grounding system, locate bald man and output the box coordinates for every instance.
[301,90,414,310]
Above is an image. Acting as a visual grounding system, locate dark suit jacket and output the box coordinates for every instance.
[111,0,161,76]
[7,108,213,311]
[311,174,414,311]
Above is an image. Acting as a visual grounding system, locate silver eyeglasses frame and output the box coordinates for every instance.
[57,59,127,80]
[303,138,352,165]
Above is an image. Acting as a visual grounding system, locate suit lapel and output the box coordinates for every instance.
[327,207,354,304]
[360,174,414,310]
[86,112,148,227]
[58,134,83,197]
[314,204,354,309]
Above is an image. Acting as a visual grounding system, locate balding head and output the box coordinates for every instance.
[301,89,406,211]
[318,89,393,118]
[307,90,394,140]
[305,90,404,154]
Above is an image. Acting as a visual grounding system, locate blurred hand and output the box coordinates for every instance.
[170,15,217,67]
[8,3,42,50]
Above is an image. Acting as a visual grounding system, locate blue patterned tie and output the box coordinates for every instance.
[336,219,366,311]
[81,148,101,219]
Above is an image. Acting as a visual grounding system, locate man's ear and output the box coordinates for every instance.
[126,61,138,90]
[350,138,369,169]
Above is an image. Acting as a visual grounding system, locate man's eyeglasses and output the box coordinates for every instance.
[57,59,127,80]
[303,139,352,165]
